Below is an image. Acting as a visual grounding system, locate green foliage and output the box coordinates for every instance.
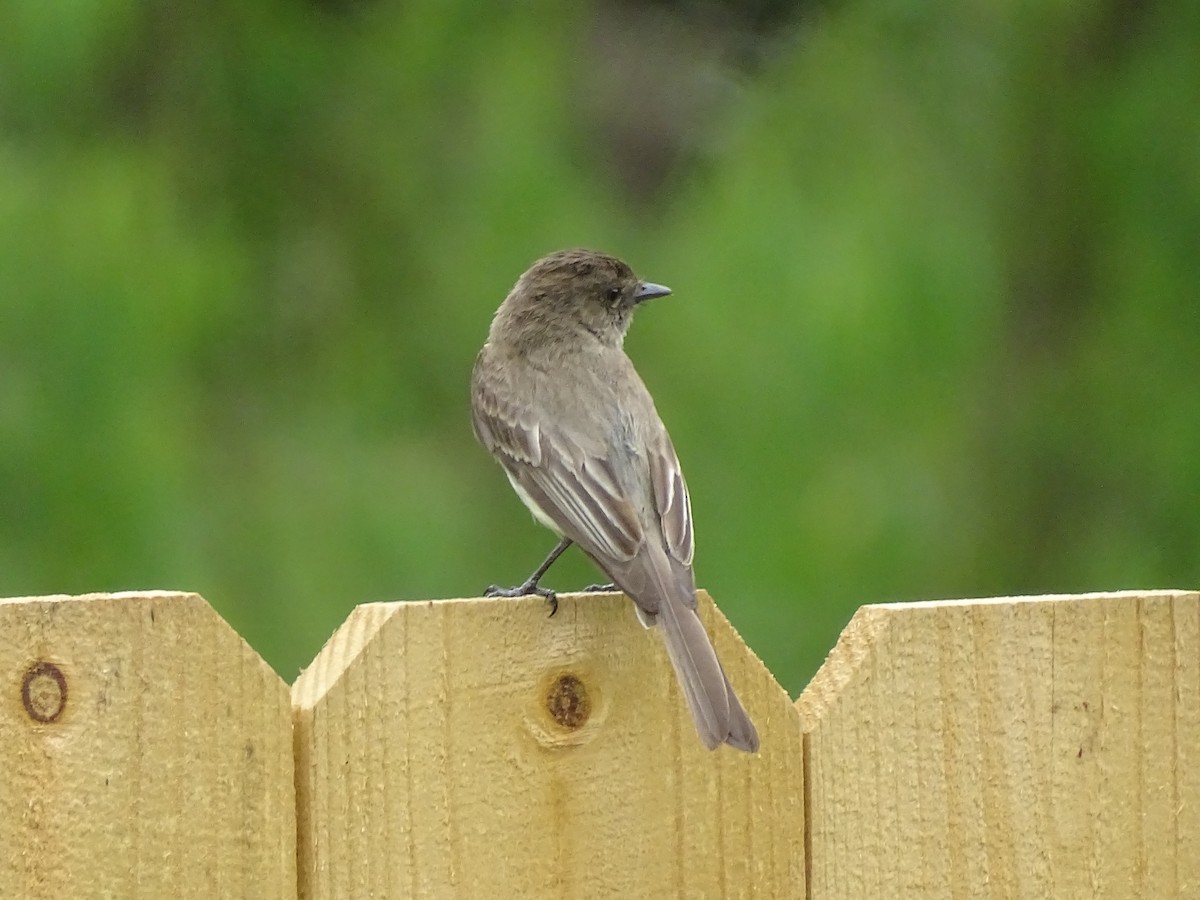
[1,0,1197,692]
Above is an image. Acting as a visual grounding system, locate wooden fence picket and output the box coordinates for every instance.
[797,590,1200,899]
[291,590,805,900]
[0,591,296,899]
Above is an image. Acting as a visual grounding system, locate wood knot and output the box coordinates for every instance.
[22,661,68,724]
[545,673,591,730]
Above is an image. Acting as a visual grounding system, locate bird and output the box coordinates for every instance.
[470,248,759,752]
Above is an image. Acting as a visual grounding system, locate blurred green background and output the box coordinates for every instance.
[2,0,1197,695]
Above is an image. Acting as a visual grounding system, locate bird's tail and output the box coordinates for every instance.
[652,587,760,753]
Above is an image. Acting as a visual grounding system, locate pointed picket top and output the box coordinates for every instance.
[292,589,804,900]
[798,590,1200,899]
[0,591,296,899]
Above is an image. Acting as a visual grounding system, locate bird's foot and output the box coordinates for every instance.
[582,582,618,593]
[484,581,560,617]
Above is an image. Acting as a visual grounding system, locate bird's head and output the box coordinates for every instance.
[494,248,672,349]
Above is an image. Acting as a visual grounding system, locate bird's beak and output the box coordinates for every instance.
[634,281,672,304]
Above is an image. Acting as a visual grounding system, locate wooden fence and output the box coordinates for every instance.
[1,588,1196,898]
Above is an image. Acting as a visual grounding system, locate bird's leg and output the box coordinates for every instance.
[484,536,573,616]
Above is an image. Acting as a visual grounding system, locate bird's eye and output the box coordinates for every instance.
[605,286,621,302]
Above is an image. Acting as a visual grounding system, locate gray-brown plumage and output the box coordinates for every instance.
[470,248,759,752]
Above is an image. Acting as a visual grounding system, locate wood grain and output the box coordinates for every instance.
[798,591,1200,899]
[0,591,296,899]
[292,590,804,899]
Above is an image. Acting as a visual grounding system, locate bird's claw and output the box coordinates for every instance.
[484,581,559,617]
[483,584,517,598]
[582,582,617,593]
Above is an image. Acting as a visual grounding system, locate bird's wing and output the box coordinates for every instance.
[648,429,694,567]
[472,379,643,563]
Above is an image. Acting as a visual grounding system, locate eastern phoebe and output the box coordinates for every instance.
[471,249,759,752]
